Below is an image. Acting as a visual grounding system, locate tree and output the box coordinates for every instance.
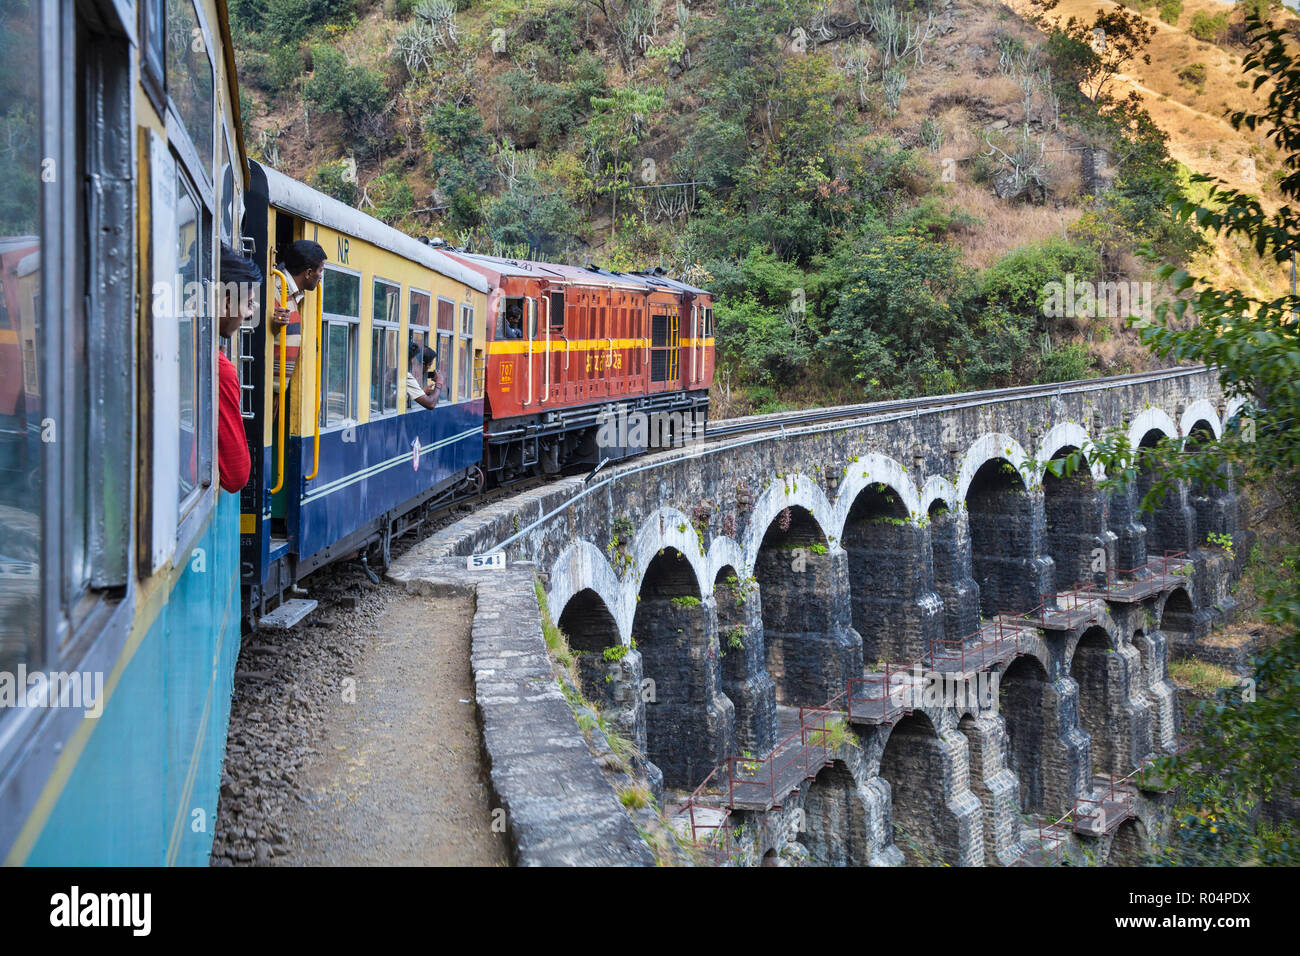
[1050,13,1300,864]
[1028,0,1157,103]
[818,230,976,396]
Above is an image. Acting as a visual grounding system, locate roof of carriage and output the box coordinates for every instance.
[254,163,491,294]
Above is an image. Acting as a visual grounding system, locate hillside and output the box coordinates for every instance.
[229,0,1295,414]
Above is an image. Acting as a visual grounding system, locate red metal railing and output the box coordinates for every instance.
[847,661,921,722]
[927,617,1023,674]
[1014,585,1102,629]
[677,796,734,864]
[1079,550,1192,600]
[725,697,843,809]
[1073,774,1138,835]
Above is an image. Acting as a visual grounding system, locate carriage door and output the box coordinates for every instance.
[549,290,567,404]
[649,303,680,393]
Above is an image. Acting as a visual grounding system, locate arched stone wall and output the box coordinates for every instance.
[715,565,777,754]
[632,547,734,788]
[842,483,943,663]
[964,455,1054,615]
[755,506,861,705]
[878,712,983,866]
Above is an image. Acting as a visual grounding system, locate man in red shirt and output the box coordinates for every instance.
[216,245,261,493]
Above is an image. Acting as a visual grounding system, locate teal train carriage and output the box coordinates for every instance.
[0,0,249,864]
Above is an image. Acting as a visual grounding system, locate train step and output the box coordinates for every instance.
[258,598,318,631]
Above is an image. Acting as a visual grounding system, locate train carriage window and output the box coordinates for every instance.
[370,279,400,416]
[407,289,430,410]
[458,304,473,402]
[0,1,135,688]
[436,297,454,403]
[140,0,166,104]
[219,127,240,251]
[175,173,213,509]
[1,0,45,678]
[321,269,360,427]
[165,0,215,173]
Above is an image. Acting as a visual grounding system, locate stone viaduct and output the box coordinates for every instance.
[393,367,1248,866]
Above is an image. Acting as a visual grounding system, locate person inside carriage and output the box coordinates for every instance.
[502,302,523,339]
[407,343,444,411]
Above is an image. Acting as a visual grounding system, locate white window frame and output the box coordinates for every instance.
[319,264,362,432]
[407,287,431,412]
[435,295,456,404]
[369,276,402,418]
[458,303,474,402]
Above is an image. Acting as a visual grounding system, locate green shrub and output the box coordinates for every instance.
[480,161,581,257]
[312,160,357,205]
[1157,0,1182,25]
[1188,10,1229,42]
[1036,342,1095,383]
[1178,62,1208,88]
[367,172,414,224]
[818,229,978,397]
[982,239,1102,320]
[304,44,384,123]
[423,102,493,227]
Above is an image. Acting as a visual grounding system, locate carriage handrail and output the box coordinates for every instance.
[269,269,290,495]
[305,283,322,481]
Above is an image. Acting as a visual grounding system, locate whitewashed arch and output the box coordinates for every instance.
[704,535,747,596]
[626,504,710,604]
[741,473,836,571]
[956,433,1034,500]
[1180,399,1223,440]
[1037,421,1105,482]
[830,453,923,536]
[548,540,629,645]
[1224,394,1250,427]
[1127,406,1179,450]
[920,475,959,515]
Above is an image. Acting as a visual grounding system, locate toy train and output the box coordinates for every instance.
[242,163,714,627]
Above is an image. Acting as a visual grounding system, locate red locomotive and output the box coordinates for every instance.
[443,252,714,481]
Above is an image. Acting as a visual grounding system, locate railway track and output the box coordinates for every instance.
[703,365,1211,441]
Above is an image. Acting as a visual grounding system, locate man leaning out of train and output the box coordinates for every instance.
[216,244,261,493]
[268,240,328,388]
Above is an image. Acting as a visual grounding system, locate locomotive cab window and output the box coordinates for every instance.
[370,279,400,417]
[497,296,526,340]
[549,292,564,331]
[650,313,670,382]
[321,268,360,427]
